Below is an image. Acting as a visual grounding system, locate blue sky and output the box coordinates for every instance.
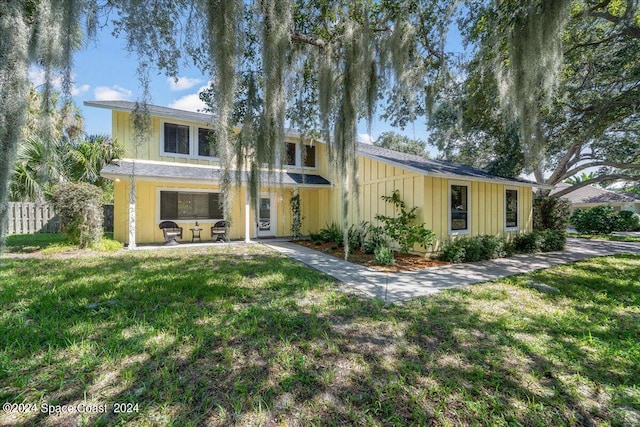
[29,21,466,154]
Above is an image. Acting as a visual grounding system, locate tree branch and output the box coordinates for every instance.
[290,32,327,48]
[558,161,640,183]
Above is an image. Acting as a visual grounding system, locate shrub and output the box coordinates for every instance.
[319,223,343,244]
[374,245,395,266]
[570,205,619,234]
[52,182,103,248]
[363,226,386,254]
[616,210,640,232]
[538,230,566,252]
[513,230,566,253]
[439,235,507,263]
[533,195,571,231]
[375,190,435,253]
[347,222,369,252]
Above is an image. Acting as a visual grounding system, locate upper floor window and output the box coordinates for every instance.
[285,142,297,166]
[198,128,217,157]
[505,188,519,229]
[450,183,470,233]
[164,123,190,155]
[303,145,316,167]
[284,142,316,168]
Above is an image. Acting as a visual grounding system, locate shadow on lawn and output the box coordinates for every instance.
[1,251,638,425]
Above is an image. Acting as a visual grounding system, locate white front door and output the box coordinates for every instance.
[257,194,276,237]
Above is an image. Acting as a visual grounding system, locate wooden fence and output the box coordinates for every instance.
[3,202,114,235]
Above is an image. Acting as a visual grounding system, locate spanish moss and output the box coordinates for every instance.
[496,0,572,175]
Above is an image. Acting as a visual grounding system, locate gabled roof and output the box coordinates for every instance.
[101,159,332,187]
[550,183,640,204]
[87,100,541,187]
[357,143,540,187]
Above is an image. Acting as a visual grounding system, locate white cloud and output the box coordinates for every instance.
[72,84,90,96]
[168,85,210,112]
[167,76,203,91]
[29,66,91,98]
[358,133,374,144]
[94,85,132,101]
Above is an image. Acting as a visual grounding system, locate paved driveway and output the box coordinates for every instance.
[265,238,640,303]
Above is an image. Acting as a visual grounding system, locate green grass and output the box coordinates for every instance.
[5,233,122,254]
[568,232,640,243]
[1,245,639,426]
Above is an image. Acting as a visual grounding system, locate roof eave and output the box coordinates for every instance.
[357,151,544,188]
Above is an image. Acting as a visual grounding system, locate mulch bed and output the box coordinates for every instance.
[294,240,449,272]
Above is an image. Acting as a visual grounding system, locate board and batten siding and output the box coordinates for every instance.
[112,178,327,244]
[327,155,533,253]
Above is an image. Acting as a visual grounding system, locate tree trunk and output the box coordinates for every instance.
[0,10,30,252]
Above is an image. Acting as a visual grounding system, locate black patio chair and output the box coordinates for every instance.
[159,221,183,244]
[211,220,228,242]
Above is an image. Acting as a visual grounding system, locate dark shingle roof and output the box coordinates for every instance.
[357,143,538,186]
[550,183,640,204]
[101,160,331,187]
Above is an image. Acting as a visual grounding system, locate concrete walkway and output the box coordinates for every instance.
[265,238,640,303]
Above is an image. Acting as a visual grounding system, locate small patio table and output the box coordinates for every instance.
[190,227,203,243]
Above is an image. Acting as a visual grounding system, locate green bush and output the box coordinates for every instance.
[616,210,640,232]
[363,226,386,254]
[375,190,435,253]
[539,230,567,252]
[513,230,566,253]
[571,205,619,234]
[439,235,507,263]
[51,182,103,248]
[374,245,395,266]
[533,196,571,231]
[319,223,343,244]
[347,222,369,252]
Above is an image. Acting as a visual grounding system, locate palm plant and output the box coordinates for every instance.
[10,137,65,202]
[564,171,596,185]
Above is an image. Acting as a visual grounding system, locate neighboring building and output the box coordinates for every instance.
[88,100,541,252]
[550,183,640,213]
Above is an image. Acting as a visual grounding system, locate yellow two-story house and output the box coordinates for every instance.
[88,100,540,252]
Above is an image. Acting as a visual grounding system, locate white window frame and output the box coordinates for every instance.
[195,127,220,160]
[504,186,520,231]
[155,187,223,225]
[282,142,317,170]
[160,121,220,160]
[448,180,471,235]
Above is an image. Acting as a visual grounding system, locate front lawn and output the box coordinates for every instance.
[1,246,638,426]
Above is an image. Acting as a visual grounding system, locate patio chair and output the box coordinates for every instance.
[159,221,183,244]
[211,220,228,241]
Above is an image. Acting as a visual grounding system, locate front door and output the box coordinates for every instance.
[257,194,276,237]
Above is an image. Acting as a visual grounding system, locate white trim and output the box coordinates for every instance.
[155,187,223,225]
[504,186,520,231]
[160,120,221,161]
[283,141,318,170]
[257,193,277,237]
[160,121,192,158]
[448,180,471,235]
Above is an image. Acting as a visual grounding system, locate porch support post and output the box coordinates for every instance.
[128,173,136,250]
[244,188,250,243]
